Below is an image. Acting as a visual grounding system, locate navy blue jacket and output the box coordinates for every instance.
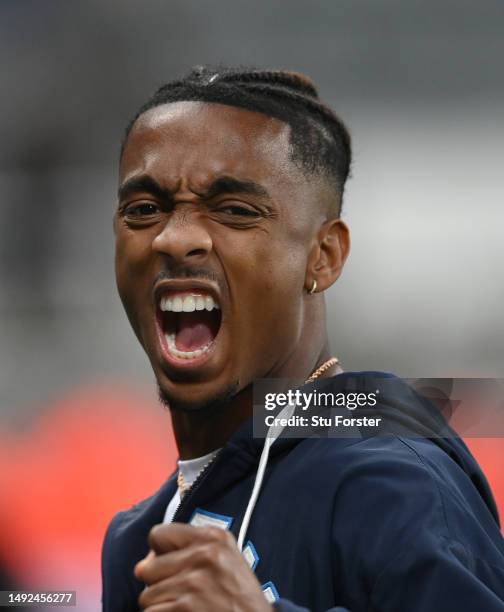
[102,373,504,611]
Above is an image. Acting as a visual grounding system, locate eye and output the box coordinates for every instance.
[123,202,161,219]
[217,204,260,217]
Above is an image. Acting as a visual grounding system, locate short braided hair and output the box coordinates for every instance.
[122,66,352,215]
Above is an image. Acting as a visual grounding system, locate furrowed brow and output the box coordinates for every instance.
[118,176,173,202]
[203,176,270,200]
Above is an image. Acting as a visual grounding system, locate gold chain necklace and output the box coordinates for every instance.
[304,356,339,384]
[177,356,340,496]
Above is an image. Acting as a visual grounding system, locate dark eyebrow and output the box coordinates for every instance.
[118,176,173,202]
[203,176,270,200]
[118,174,270,202]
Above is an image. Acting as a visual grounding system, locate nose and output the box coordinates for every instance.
[152,207,213,265]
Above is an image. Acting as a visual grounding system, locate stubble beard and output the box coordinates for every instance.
[157,379,241,418]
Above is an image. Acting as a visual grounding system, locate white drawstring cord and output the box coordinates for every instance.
[237,403,296,550]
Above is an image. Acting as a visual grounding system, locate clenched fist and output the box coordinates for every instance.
[134,523,273,612]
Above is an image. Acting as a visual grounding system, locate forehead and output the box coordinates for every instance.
[120,101,297,187]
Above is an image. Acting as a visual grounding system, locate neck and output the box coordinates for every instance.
[171,384,254,459]
[171,297,338,459]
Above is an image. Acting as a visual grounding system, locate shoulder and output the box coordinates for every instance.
[102,476,175,559]
[101,502,152,611]
[280,434,454,550]
[101,478,176,611]
[308,435,504,606]
[313,435,503,566]
[325,434,499,537]
[102,493,156,555]
[312,434,485,534]
[103,491,158,542]
[101,509,144,612]
[298,432,449,487]
[308,435,451,529]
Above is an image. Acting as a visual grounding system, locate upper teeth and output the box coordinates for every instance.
[160,294,220,313]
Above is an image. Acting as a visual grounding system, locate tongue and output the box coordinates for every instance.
[175,312,216,352]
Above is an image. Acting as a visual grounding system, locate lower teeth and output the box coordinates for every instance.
[165,333,212,360]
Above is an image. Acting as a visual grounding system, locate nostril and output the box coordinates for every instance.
[187,248,208,258]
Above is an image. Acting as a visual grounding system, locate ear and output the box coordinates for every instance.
[305,219,350,293]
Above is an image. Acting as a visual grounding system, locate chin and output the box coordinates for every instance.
[157,377,240,415]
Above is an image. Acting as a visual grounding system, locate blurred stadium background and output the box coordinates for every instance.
[1,1,503,609]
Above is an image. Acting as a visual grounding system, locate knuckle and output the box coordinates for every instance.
[202,526,223,540]
[211,545,228,569]
[138,581,165,609]
[175,597,192,612]
[195,544,215,566]
[204,526,231,545]
[222,529,236,546]
[138,587,151,609]
[148,523,164,547]
[185,570,203,592]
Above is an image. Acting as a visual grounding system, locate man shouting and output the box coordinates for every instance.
[102,66,504,611]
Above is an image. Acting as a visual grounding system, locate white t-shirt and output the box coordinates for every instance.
[163,449,221,524]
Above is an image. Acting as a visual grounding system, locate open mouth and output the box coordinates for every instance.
[157,291,222,363]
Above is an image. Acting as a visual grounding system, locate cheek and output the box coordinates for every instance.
[248,232,307,296]
[114,231,155,321]
[115,227,156,286]
[115,228,154,271]
[222,232,307,339]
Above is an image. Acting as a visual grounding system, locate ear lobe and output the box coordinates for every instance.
[306,219,350,292]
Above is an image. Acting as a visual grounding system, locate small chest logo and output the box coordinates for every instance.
[189,508,279,602]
